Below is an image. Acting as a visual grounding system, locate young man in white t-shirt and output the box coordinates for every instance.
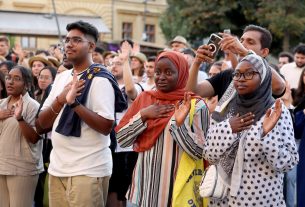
[280,44,305,89]
[36,21,118,207]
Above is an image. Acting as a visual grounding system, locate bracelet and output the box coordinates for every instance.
[50,105,59,115]
[69,99,80,109]
[56,96,64,107]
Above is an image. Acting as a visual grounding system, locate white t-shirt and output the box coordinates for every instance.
[42,69,115,177]
[115,84,143,152]
[280,62,304,89]
[198,70,208,83]
[140,82,155,91]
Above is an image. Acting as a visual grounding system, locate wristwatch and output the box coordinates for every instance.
[17,116,24,122]
[70,99,80,109]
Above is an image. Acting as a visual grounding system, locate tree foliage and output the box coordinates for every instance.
[160,0,240,46]
[243,0,305,51]
[160,0,305,51]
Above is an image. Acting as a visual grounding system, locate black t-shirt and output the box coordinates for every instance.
[207,69,234,100]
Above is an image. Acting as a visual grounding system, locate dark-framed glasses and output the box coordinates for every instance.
[232,71,260,80]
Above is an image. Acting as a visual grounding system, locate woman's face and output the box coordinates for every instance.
[209,65,221,77]
[5,68,26,96]
[233,61,261,95]
[154,58,178,93]
[131,57,143,70]
[38,69,53,91]
[32,60,45,77]
[0,65,9,75]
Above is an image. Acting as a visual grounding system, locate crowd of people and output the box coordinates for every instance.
[0,20,303,207]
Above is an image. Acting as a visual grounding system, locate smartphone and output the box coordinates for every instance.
[207,33,222,58]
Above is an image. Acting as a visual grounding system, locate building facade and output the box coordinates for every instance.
[0,0,167,52]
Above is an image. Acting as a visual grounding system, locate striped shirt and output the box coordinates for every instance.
[116,99,209,207]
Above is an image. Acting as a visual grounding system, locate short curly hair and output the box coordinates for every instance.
[66,21,99,43]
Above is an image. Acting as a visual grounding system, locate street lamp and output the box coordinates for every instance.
[51,0,63,44]
[142,0,148,41]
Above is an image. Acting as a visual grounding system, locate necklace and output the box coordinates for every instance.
[71,68,89,76]
[7,98,18,110]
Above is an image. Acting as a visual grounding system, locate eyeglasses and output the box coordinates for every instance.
[5,76,23,83]
[64,37,89,46]
[38,75,52,80]
[109,62,123,67]
[232,71,260,80]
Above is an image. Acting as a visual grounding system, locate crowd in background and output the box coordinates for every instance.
[0,20,304,207]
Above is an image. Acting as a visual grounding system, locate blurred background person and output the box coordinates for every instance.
[34,66,57,103]
[47,56,60,70]
[103,51,117,68]
[180,47,208,82]
[0,71,7,99]
[0,36,13,62]
[28,56,52,90]
[169,35,189,52]
[33,65,57,207]
[142,56,156,91]
[130,52,147,83]
[93,46,105,64]
[208,61,222,77]
[278,51,294,69]
[57,53,73,74]
[0,61,16,75]
[281,44,305,89]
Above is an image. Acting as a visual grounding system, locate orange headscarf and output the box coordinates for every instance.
[115,51,195,152]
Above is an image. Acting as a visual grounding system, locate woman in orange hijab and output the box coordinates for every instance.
[115,51,209,207]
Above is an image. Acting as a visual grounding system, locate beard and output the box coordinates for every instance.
[113,73,123,80]
[296,62,305,68]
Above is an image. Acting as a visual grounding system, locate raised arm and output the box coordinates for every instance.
[186,45,215,97]
[120,41,139,100]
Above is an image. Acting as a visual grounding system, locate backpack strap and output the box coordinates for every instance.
[189,99,196,126]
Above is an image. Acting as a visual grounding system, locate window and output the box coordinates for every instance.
[21,36,36,48]
[145,24,155,42]
[122,22,133,40]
